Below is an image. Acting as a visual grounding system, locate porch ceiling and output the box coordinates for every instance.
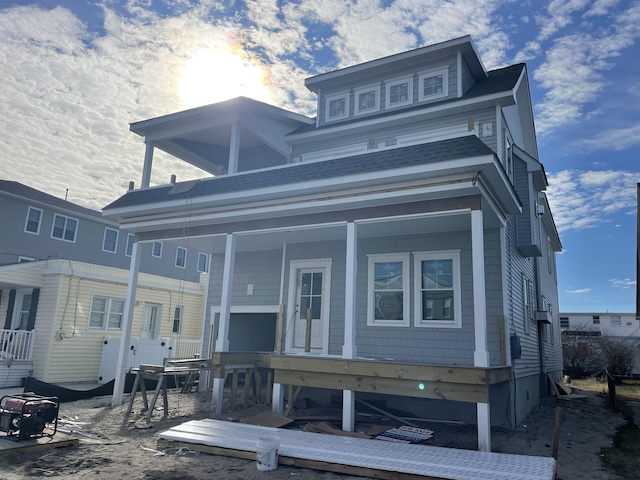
[152,210,477,255]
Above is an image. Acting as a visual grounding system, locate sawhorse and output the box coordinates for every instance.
[125,364,169,422]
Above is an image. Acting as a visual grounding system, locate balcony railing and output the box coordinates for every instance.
[0,329,35,361]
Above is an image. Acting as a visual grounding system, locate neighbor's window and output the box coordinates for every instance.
[611,315,621,326]
[560,317,570,329]
[197,252,208,273]
[354,85,380,115]
[418,68,448,101]
[51,214,78,242]
[102,228,118,253]
[593,315,600,325]
[414,251,461,328]
[89,295,125,330]
[385,76,413,108]
[175,246,187,268]
[24,207,43,234]
[325,92,349,122]
[152,241,163,258]
[367,253,410,326]
[172,305,184,334]
[125,234,134,257]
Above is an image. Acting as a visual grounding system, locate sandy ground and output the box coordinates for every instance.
[0,386,629,480]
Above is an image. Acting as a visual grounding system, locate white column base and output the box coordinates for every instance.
[477,402,491,452]
[474,350,490,367]
[272,383,284,416]
[213,377,225,415]
[342,390,355,432]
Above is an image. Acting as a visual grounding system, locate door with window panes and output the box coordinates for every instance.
[293,269,325,350]
[140,303,162,339]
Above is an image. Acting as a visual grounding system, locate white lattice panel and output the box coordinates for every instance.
[159,419,555,480]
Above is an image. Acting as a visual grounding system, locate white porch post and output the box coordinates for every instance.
[471,209,491,451]
[212,234,236,414]
[342,221,358,431]
[141,142,154,188]
[112,241,141,407]
[228,123,240,174]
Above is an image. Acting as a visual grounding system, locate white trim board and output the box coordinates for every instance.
[159,419,555,480]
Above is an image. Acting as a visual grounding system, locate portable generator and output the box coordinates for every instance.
[0,393,59,441]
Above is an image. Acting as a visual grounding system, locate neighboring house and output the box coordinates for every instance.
[103,35,562,451]
[560,312,640,373]
[0,180,208,387]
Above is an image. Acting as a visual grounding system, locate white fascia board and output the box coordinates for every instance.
[141,112,240,143]
[287,91,514,143]
[119,176,481,232]
[107,154,494,219]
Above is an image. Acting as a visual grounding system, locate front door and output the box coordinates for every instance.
[140,303,162,339]
[12,290,33,330]
[287,259,331,354]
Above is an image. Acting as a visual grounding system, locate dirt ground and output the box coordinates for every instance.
[0,387,629,480]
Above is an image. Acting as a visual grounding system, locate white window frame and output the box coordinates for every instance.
[102,227,119,253]
[51,213,78,243]
[12,289,33,330]
[24,207,43,235]
[18,256,35,263]
[325,92,350,122]
[523,275,534,334]
[88,295,125,331]
[152,241,163,258]
[175,246,187,268]
[413,250,462,328]
[125,233,135,257]
[385,75,413,109]
[197,252,209,273]
[367,253,410,327]
[418,68,448,102]
[172,305,184,334]
[354,84,380,116]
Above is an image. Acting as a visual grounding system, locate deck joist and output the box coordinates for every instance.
[158,419,555,480]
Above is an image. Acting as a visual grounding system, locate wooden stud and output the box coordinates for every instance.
[230,369,239,411]
[242,368,252,409]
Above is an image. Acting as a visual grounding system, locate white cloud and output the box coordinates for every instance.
[546,169,638,233]
[584,0,621,17]
[536,0,591,40]
[609,278,636,288]
[566,288,592,294]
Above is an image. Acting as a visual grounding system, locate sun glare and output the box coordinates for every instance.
[180,47,270,108]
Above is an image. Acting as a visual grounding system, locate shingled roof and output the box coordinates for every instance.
[104,135,495,212]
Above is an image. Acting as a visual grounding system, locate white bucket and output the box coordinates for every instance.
[256,436,280,471]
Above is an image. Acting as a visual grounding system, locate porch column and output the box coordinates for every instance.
[212,233,236,414]
[342,222,358,431]
[471,209,491,452]
[112,241,141,407]
[141,142,154,188]
[228,123,240,174]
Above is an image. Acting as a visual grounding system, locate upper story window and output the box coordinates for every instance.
[152,241,163,258]
[418,68,448,102]
[560,316,569,328]
[413,250,461,328]
[325,92,349,122]
[172,305,184,334]
[89,295,124,330]
[611,315,621,326]
[175,246,187,268]
[592,315,600,325]
[125,234,134,257]
[51,214,78,242]
[385,75,413,109]
[354,85,380,116]
[367,253,410,327]
[102,228,119,253]
[24,207,43,235]
[197,252,209,273]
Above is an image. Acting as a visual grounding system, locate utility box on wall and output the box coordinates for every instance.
[510,334,522,360]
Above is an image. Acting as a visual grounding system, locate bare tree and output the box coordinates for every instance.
[562,325,604,378]
[599,336,637,380]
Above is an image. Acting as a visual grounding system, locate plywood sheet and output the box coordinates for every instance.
[158,419,555,480]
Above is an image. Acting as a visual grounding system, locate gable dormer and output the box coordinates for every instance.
[305,35,487,127]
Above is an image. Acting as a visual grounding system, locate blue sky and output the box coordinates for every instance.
[0,0,638,313]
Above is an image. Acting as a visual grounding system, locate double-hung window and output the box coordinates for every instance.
[125,233,134,257]
[414,251,461,328]
[175,246,187,268]
[24,207,42,234]
[354,85,380,115]
[89,295,125,330]
[367,253,410,326]
[51,214,77,242]
[102,228,118,253]
[325,92,349,122]
[172,306,184,334]
[197,252,208,273]
[152,241,163,258]
[418,68,448,102]
[385,76,413,109]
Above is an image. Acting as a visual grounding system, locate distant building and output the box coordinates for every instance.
[0,180,207,387]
